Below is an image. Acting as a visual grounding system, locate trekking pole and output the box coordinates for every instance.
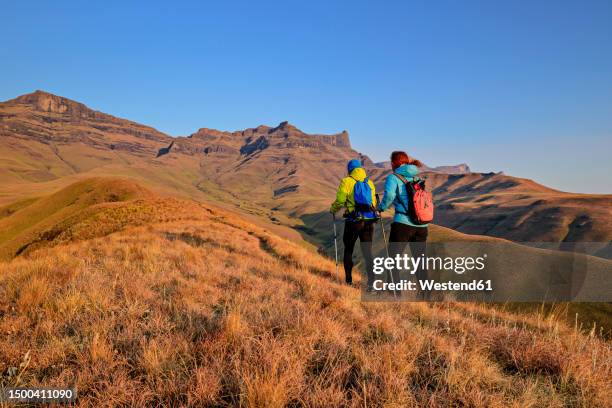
[376,194,397,299]
[332,213,340,283]
[379,216,397,299]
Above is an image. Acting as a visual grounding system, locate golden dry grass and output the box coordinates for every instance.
[0,190,610,407]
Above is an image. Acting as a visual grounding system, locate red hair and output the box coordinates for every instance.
[390,151,423,170]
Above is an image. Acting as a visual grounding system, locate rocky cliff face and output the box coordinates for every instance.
[175,120,351,156]
[9,90,106,118]
[167,120,370,213]
[430,163,471,174]
[0,91,170,147]
[374,161,471,174]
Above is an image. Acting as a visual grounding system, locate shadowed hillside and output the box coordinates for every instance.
[365,170,612,254]
[0,178,610,407]
[422,172,612,250]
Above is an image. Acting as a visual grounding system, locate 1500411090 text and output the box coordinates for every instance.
[1,388,76,403]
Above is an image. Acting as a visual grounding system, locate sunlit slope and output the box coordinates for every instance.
[0,181,609,406]
[0,178,155,259]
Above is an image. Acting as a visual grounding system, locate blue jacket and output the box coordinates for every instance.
[378,164,428,227]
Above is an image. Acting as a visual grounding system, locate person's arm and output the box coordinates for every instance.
[330,178,351,213]
[378,175,397,211]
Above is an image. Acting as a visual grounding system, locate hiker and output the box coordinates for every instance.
[378,151,431,298]
[330,159,377,289]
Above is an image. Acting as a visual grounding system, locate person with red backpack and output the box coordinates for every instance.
[378,151,433,298]
[330,159,378,289]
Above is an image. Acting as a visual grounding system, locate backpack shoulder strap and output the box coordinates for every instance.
[392,172,418,219]
[393,172,422,185]
[393,172,409,185]
[350,176,370,184]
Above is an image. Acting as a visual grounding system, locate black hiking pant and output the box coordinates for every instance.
[343,220,375,286]
[388,223,429,297]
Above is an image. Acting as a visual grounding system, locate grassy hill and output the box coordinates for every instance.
[0,178,154,260]
[0,178,610,406]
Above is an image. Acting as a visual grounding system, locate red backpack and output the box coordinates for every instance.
[393,173,434,225]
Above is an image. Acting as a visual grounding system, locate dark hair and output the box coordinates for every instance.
[390,151,423,170]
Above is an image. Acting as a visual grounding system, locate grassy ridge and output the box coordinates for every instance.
[0,197,39,220]
[0,178,610,406]
[0,178,152,260]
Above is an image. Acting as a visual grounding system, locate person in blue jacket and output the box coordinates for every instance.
[378,151,430,297]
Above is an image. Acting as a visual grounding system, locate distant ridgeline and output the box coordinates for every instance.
[170,121,351,157]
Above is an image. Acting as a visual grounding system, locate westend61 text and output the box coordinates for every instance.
[373,279,493,292]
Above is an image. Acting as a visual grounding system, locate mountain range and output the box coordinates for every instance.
[1,90,610,256]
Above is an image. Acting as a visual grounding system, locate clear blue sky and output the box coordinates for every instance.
[2,0,611,193]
